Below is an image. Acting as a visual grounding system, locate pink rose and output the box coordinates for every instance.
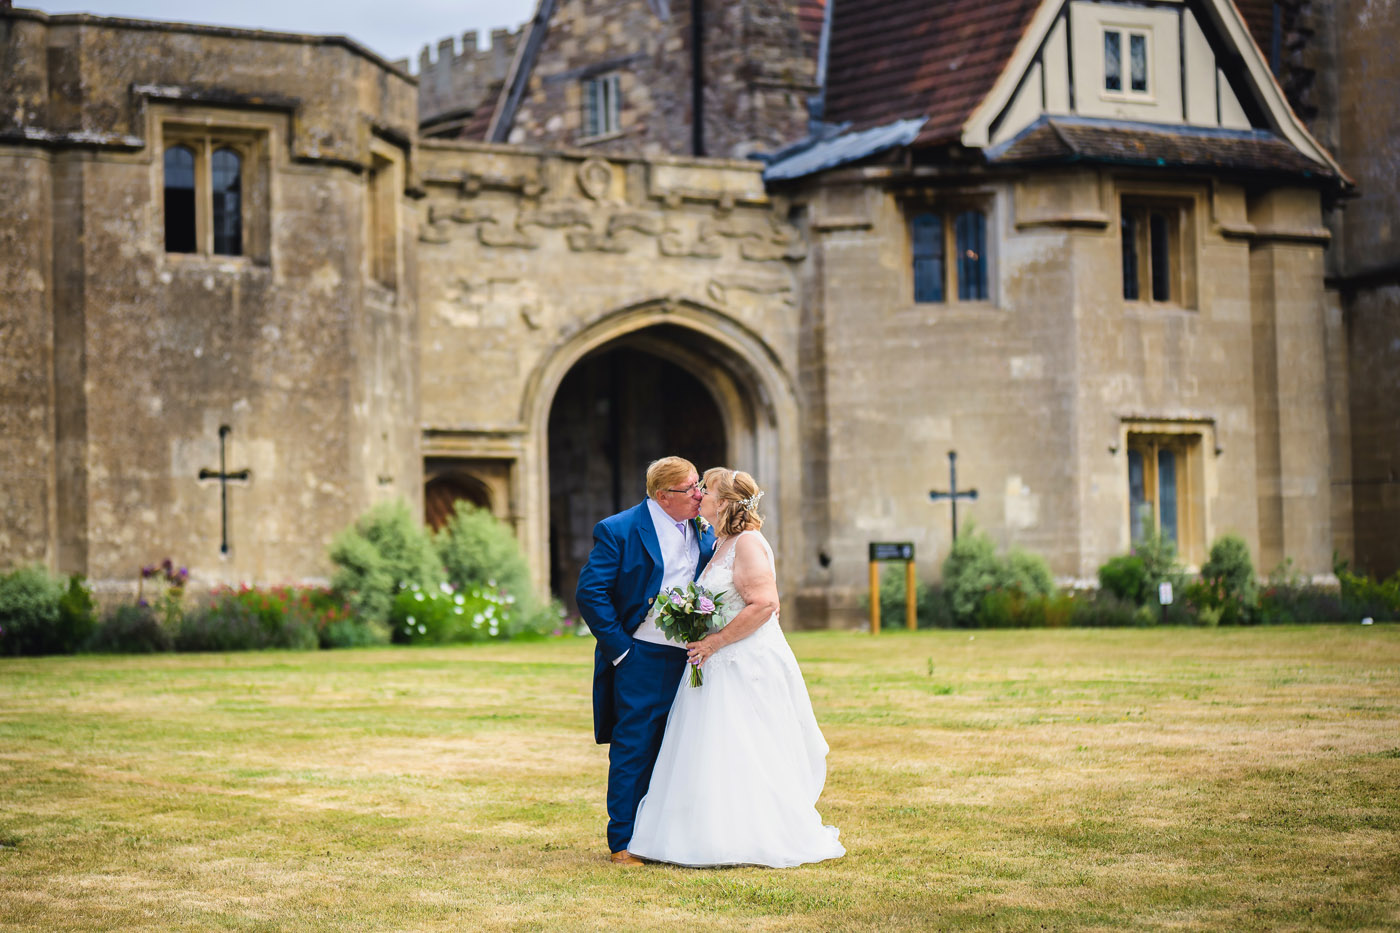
[698,597,715,614]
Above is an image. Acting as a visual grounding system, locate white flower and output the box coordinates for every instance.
[415,592,424,602]
[406,615,415,624]
[439,581,452,594]
[417,624,426,634]
[474,613,485,624]
[454,594,465,605]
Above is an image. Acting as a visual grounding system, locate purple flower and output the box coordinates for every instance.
[698,597,715,613]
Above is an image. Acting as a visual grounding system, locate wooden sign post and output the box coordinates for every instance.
[868,541,916,634]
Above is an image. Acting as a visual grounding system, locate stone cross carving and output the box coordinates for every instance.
[928,450,978,542]
[198,425,250,555]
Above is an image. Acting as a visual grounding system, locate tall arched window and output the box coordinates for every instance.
[210,147,242,256]
[163,145,197,254]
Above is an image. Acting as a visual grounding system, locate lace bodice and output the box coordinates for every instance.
[698,530,777,632]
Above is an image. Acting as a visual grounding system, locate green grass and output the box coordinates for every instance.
[1,626,1398,931]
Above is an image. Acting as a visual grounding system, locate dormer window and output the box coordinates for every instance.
[1104,27,1150,97]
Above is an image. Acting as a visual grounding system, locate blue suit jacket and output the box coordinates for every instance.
[575,500,716,744]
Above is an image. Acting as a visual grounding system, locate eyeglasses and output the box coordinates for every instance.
[664,481,705,495]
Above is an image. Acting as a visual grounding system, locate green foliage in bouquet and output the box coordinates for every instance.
[652,582,725,686]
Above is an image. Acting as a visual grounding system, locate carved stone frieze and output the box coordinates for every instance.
[567,231,628,253]
[418,184,809,262]
[706,272,794,307]
[607,211,665,237]
[658,226,722,258]
[478,221,539,249]
[518,205,593,229]
[576,158,612,200]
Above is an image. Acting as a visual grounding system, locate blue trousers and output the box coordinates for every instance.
[607,639,688,853]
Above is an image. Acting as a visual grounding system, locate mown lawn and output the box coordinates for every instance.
[1,626,1397,932]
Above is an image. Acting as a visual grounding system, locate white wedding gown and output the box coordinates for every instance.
[628,531,844,868]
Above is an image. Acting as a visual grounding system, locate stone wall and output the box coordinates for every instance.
[414,139,813,613]
[1330,0,1400,577]
[0,10,420,592]
[505,0,814,158]
[782,166,1336,624]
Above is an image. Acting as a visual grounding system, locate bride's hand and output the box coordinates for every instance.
[686,637,718,667]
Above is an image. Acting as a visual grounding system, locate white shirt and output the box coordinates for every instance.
[613,499,699,663]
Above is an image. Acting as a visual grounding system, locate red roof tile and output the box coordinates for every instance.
[993,117,1335,180]
[822,0,1042,147]
[1230,0,1275,61]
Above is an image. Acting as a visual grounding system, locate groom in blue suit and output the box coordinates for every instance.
[576,455,716,865]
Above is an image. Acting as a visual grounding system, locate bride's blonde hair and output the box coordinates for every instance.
[702,467,765,538]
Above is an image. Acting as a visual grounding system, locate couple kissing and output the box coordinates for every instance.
[576,456,844,868]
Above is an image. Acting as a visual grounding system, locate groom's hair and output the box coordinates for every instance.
[645,456,698,498]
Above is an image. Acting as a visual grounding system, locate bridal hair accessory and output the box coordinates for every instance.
[739,489,764,511]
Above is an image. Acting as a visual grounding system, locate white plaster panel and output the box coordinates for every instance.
[1070,1,1184,124]
[1044,15,1071,114]
[1183,10,1218,126]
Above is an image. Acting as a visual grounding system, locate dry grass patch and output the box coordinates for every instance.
[1,627,1397,931]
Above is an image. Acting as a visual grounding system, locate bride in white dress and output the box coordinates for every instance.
[628,468,844,868]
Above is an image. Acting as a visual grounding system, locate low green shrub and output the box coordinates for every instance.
[1256,583,1350,624]
[941,527,1055,627]
[867,565,955,629]
[436,502,535,610]
[391,581,549,644]
[58,575,98,649]
[86,604,172,653]
[976,588,1075,628]
[1068,590,1141,627]
[177,586,358,652]
[175,602,278,652]
[1201,534,1258,624]
[0,566,96,656]
[329,500,444,626]
[1132,519,1187,595]
[1339,569,1400,621]
[1098,554,1149,605]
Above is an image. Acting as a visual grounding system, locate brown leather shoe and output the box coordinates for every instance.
[610,849,644,866]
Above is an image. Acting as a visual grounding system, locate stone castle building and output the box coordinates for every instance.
[1,0,1394,627]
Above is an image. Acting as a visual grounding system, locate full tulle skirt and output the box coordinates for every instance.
[628,618,844,868]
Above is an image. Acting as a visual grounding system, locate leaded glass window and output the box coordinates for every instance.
[163,145,197,254]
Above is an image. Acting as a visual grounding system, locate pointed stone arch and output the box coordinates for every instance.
[519,295,803,610]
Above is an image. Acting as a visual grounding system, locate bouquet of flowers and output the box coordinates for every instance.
[653,581,725,687]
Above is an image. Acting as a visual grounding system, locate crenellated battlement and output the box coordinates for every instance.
[400,26,523,124]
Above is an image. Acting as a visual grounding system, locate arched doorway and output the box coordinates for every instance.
[424,472,492,531]
[523,299,802,619]
[548,332,729,603]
